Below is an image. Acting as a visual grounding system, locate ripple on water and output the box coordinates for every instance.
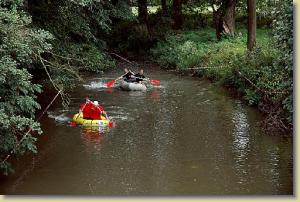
[109,115,132,121]
[47,111,71,123]
[148,85,165,89]
[83,81,107,89]
[196,99,211,105]
[80,126,109,145]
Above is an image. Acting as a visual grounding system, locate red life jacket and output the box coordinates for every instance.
[80,101,105,120]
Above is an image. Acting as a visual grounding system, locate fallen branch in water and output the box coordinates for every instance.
[258,99,291,133]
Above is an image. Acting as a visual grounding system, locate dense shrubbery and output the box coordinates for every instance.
[151,28,271,70]
[27,0,120,87]
[271,1,293,124]
[0,0,127,174]
[0,0,53,174]
[151,1,293,131]
[109,20,154,54]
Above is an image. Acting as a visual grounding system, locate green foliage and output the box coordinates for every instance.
[151,22,292,129]
[0,4,54,64]
[151,28,269,70]
[111,1,136,21]
[151,29,216,68]
[271,0,293,122]
[244,89,261,106]
[55,42,115,72]
[0,56,43,175]
[33,0,134,43]
[0,1,52,174]
[35,0,112,39]
[25,0,121,89]
[181,13,211,30]
[109,20,154,53]
[229,48,280,104]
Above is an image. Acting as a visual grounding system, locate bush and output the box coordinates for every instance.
[271,0,293,123]
[151,24,292,131]
[0,1,50,174]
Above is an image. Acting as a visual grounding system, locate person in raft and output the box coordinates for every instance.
[117,67,136,83]
[134,68,146,83]
[80,99,108,120]
[117,67,147,83]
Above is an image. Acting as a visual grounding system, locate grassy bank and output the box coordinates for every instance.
[150,28,292,133]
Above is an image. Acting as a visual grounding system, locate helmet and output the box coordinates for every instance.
[93,101,99,106]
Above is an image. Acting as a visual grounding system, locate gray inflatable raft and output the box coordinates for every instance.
[120,81,147,91]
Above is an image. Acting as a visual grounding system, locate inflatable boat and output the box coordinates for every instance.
[72,112,109,127]
[120,80,147,91]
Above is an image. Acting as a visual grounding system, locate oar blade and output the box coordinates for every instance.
[150,80,160,85]
[106,80,116,88]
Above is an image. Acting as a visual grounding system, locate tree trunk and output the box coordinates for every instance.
[138,0,148,25]
[247,0,256,50]
[138,0,152,37]
[173,0,183,29]
[213,0,236,39]
[161,0,167,15]
[212,3,223,40]
[112,0,118,5]
[223,0,236,35]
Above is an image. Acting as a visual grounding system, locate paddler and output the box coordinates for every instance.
[80,99,108,120]
[134,68,146,83]
[117,67,136,83]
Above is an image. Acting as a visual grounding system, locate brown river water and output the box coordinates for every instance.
[0,65,293,195]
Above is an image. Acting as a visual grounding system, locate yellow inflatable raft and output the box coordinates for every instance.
[72,112,110,127]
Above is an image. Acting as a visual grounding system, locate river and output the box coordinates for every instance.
[0,64,293,195]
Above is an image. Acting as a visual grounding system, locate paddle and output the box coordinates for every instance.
[106,80,116,88]
[106,70,135,88]
[102,111,115,128]
[69,98,91,126]
[149,79,160,85]
[143,78,160,85]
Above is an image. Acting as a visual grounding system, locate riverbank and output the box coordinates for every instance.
[150,28,292,134]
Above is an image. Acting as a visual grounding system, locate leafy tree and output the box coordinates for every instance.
[271,0,293,125]
[0,0,53,174]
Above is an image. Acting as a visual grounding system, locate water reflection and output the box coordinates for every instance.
[151,97,176,193]
[150,91,160,101]
[231,101,250,188]
[263,143,281,193]
[80,126,107,145]
[230,101,289,193]
[105,88,114,94]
